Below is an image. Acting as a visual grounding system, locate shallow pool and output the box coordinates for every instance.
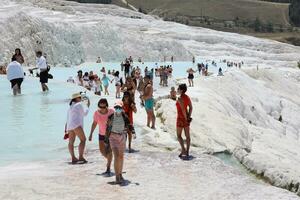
[51,60,227,81]
[0,60,226,166]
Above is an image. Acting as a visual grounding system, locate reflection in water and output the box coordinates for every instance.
[11,95,25,128]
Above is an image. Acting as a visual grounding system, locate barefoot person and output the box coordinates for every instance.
[111,71,122,98]
[89,99,114,175]
[75,70,83,86]
[13,48,24,65]
[6,56,24,95]
[36,51,49,91]
[65,93,90,164]
[31,51,49,91]
[96,57,102,63]
[187,68,196,87]
[142,75,156,129]
[122,91,137,153]
[176,84,193,158]
[101,74,110,95]
[105,100,132,184]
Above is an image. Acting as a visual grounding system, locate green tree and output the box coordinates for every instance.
[266,21,274,32]
[234,16,239,27]
[289,0,300,26]
[279,25,284,32]
[253,17,261,32]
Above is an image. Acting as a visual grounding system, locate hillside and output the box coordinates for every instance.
[120,0,300,46]
[66,0,300,46]
[126,0,290,25]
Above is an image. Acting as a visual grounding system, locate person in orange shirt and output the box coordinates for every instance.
[176,84,193,158]
[122,91,137,153]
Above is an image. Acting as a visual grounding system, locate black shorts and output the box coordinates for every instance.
[188,74,194,79]
[99,135,105,141]
[10,78,23,88]
[40,70,48,83]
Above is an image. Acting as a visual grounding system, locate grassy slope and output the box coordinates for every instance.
[70,0,299,45]
[127,0,290,25]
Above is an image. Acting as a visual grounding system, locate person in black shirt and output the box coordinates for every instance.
[124,61,131,78]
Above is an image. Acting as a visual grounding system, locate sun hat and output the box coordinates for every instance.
[71,93,81,100]
[114,100,123,107]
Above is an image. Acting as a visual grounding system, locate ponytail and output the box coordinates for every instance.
[69,99,75,106]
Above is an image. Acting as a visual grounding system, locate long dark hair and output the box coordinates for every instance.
[98,98,109,108]
[15,48,22,56]
[69,99,78,106]
[122,91,134,106]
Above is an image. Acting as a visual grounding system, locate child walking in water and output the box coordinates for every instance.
[89,99,114,175]
[101,73,110,95]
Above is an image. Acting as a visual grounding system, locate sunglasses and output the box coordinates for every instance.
[99,106,107,109]
[114,106,122,109]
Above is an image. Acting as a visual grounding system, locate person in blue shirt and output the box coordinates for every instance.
[101,73,111,95]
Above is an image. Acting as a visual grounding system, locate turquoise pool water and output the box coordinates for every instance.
[0,61,226,166]
[50,61,227,80]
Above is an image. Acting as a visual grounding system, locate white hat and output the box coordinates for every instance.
[71,93,81,100]
[114,100,123,107]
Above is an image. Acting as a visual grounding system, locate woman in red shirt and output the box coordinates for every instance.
[176,84,193,158]
[122,91,137,153]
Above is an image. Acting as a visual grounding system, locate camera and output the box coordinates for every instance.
[80,91,88,101]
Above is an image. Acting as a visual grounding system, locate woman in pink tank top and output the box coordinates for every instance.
[89,98,114,175]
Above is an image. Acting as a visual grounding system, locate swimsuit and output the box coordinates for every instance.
[144,98,154,111]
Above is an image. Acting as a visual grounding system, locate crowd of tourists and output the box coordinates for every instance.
[63,56,195,185]
[3,52,209,185]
